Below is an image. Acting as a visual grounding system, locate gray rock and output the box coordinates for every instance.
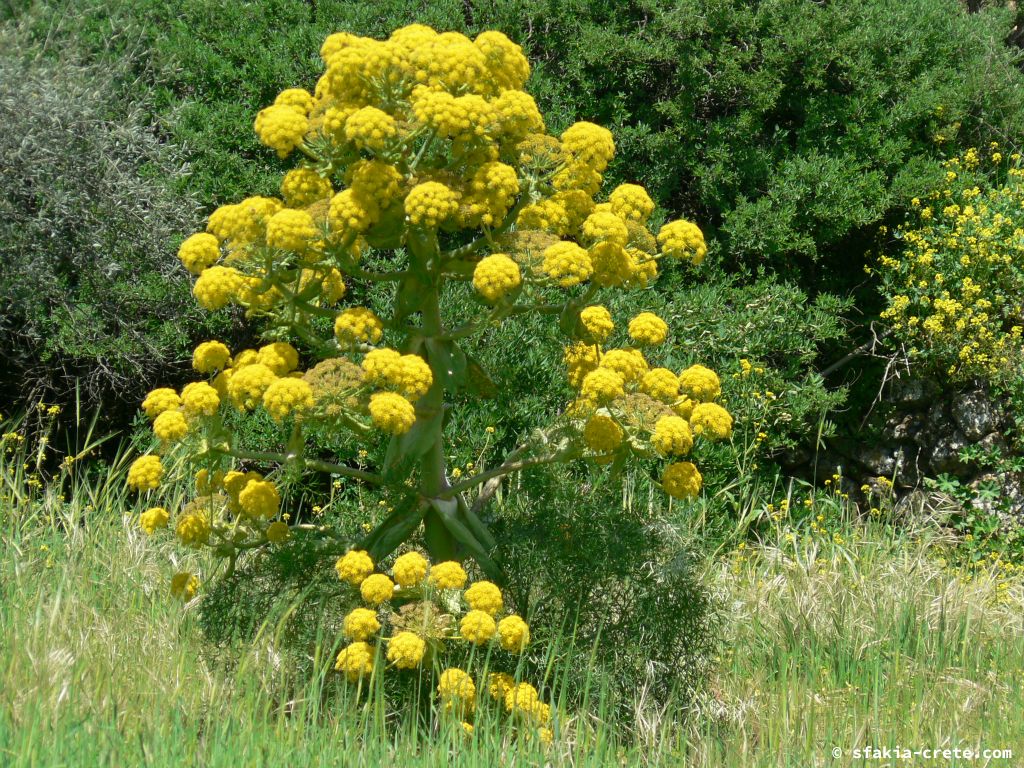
[951,390,1002,442]
[968,471,1024,531]
[977,432,1007,454]
[855,443,904,477]
[927,431,971,476]
[887,413,925,442]
[889,376,940,408]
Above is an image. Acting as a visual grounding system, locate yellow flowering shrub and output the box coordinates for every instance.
[878,147,1024,381]
[125,24,727,599]
[327,550,552,742]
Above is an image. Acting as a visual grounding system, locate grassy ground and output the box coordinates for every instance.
[2,430,1021,767]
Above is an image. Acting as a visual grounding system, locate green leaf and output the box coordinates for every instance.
[457,496,498,551]
[464,354,497,399]
[426,338,468,392]
[429,498,506,585]
[359,500,425,561]
[381,415,439,481]
[423,507,458,562]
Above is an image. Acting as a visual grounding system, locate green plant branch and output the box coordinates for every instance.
[219,446,385,485]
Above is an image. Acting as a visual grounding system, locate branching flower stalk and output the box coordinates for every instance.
[126,24,732,589]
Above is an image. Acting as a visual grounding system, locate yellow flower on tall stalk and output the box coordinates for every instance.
[125,24,728,620]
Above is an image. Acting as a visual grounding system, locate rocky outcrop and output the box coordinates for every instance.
[806,373,1023,530]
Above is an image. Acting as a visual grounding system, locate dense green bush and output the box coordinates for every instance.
[8,0,1022,430]
[12,0,1024,284]
[0,41,232,417]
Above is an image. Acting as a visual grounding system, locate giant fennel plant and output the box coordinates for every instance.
[128,25,730,594]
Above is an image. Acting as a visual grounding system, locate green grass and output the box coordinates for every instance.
[1,420,1022,766]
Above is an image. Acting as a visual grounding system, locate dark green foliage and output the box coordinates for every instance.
[0,41,230,419]
[486,0,1024,280]
[199,534,353,660]
[494,465,721,711]
[14,0,1024,283]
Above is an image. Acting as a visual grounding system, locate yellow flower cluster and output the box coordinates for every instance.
[153,410,190,443]
[254,103,309,158]
[127,455,163,491]
[657,220,708,264]
[280,167,333,207]
[138,506,169,534]
[579,305,614,343]
[878,147,1024,380]
[627,312,668,346]
[344,106,397,152]
[176,510,211,547]
[170,572,200,601]
[181,382,220,418]
[262,377,315,422]
[472,254,521,303]
[192,341,232,373]
[330,549,545,737]
[542,241,593,287]
[563,344,728,499]
[368,391,416,435]
[238,478,281,518]
[405,181,460,227]
[177,233,221,275]
[141,388,181,420]
[265,208,318,251]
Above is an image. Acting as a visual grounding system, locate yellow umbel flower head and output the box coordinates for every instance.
[662,461,702,499]
[335,641,374,681]
[254,103,309,158]
[472,254,521,303]
[405,182,459,227]
[689,402,734,441]
[369,392,416,435]
[542,241,593,287]
[392,551,429,587]
[336,550,374,585]
[343,607,381,641]
[176,510,211,547]
[678,364,721,403]
[438,668,476,713]
[583,414,623,453]
[181,382,220,419]
[334,307,384,347]
[178,233,220,275]
[192,341,232,373]
[628,312,668,346]
[497,614,530,652]
[127,455,163,491]
[266,521,290,543]
[280,167,333,207]
[429,560,468,589]
[360,573,395,605]
[460,610,497,644]
[141,388,181,420]
[262,378,315,422]
[170,572,200,600]
[579,305,614,343]
[640,368,679,402]
[138,507,169,534]
[386,631,427,668]
[238,479,281,519]
[651,415,693,457]
[658,220,707,264]
[193,266,244,311]
[464,580,503,616]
